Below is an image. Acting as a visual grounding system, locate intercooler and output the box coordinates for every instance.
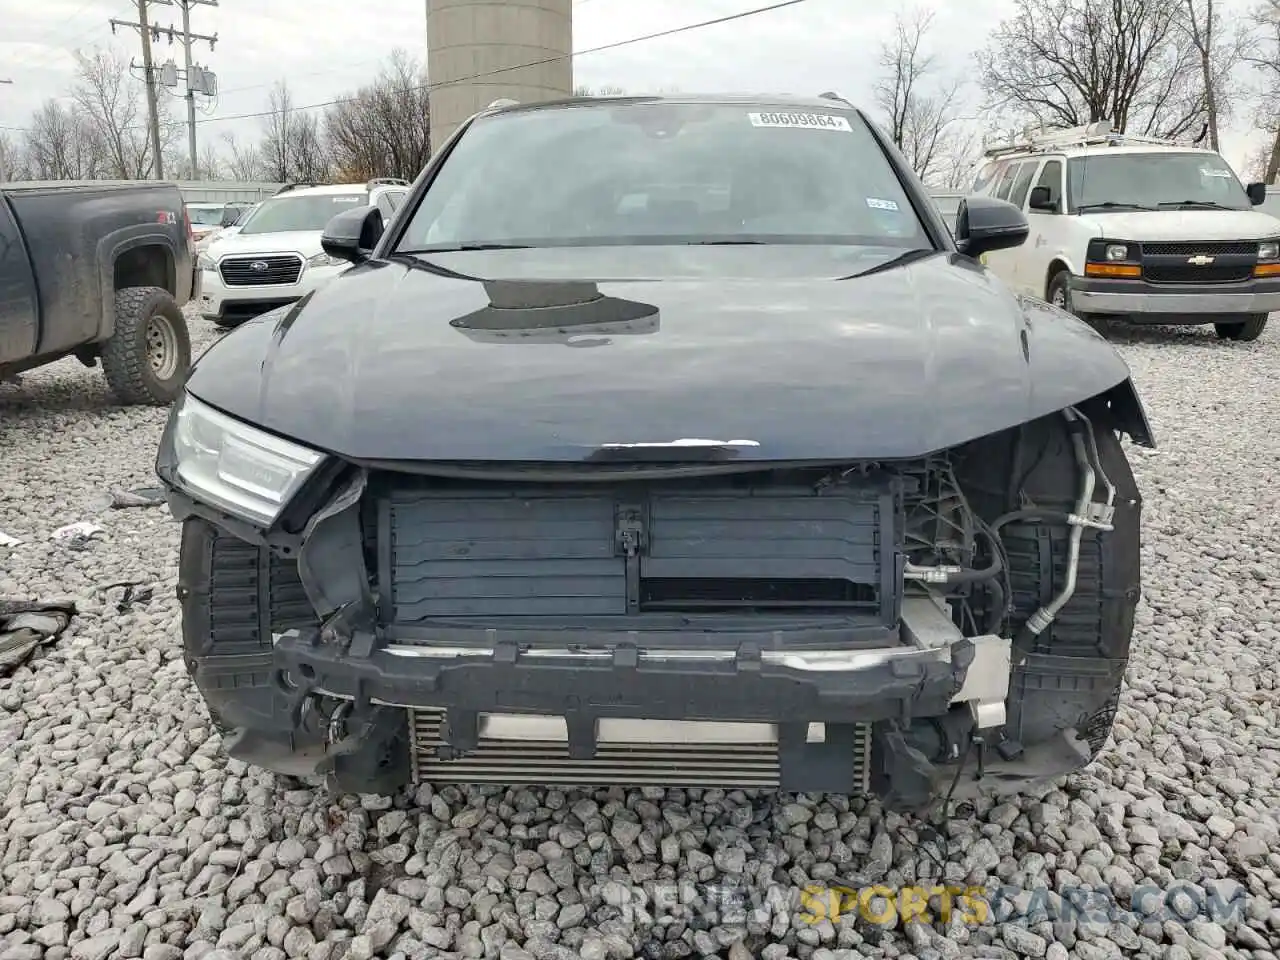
[407,709,875,791]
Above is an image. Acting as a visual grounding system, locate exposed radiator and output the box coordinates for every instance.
[406,709,873,791]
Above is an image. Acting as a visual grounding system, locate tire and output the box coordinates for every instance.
[101,286,192,405]
[1214,314,1268,342]
[1047,269,1107,335]
[958,411,1142,760]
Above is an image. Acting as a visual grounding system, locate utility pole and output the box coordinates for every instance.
[111,0,219,180]
[112,0,170,179]
[176,0,219,176]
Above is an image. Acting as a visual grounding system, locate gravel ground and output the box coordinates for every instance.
[1,310,1279,960]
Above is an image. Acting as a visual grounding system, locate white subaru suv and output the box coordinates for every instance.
[966,121,1280,342]
[197,180,410,328]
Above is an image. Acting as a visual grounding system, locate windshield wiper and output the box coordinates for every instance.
[404,242,533,252]
[1076,201,1157,212]
[680,239,767,245]
[1157,199,1237,210]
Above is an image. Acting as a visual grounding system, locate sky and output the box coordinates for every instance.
[0,0,1268,177]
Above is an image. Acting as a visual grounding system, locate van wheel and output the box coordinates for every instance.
[1047,270,1107,334]
[101,286,192,405]
[1214,315,1268,342]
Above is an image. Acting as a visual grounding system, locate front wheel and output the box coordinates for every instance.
[1047,270,1107,335]
[101,286,192,405]
[1214,314,1268,342]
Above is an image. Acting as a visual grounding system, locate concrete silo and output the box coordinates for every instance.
[425,0,573,154]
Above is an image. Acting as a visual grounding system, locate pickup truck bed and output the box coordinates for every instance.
[1,180,195,404]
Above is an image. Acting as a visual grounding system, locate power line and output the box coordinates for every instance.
[111,0,222,177]
[3,0,816,136]
[187,0,814,127]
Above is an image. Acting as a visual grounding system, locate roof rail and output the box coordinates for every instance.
[367,177,410,188]
[981,119,1187,158]
[273,181,322,194]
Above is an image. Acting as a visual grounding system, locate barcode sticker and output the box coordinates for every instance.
[748,112,852,132]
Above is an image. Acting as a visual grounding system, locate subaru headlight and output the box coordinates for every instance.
[1259,240,1279,261]
[169,393,324,525]
[197,252,217,270]
[306,252,344,268]
[1104,243,1130,261]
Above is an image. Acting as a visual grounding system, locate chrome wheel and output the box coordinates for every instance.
[146,313,180,381]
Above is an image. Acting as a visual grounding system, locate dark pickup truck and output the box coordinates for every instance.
[1,180,195,405]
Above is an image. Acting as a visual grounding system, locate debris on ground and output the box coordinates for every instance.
[109,485,167,509]
[0,530,22,547]
[98,580,155,613]
[0,598,76,676]
[49,520,105,550]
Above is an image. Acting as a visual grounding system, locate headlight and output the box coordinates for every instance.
[306,252,344,268]
[171,393,324,525]
[197,253,217,270]
[1104,244,1130,261]
[1260,240,1279,261]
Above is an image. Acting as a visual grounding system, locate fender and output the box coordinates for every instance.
[95,227,180,339]
[1019,293,1156,447]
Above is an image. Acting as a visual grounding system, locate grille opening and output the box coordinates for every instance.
[639,577,878,611]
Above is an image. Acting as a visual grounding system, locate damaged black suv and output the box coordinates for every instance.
[157,93,1151,811]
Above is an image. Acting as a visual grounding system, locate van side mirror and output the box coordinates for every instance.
[954,196,1030,260]
[321,205,384,264]
[1028,186,1059,212]
[1247,182,1267,206]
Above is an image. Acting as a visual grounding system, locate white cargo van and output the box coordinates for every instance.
[967,120,1280,341]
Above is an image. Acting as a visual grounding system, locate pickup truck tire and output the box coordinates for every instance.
[1214,314,1268,342]
[101,286,192,405]
[1047,269,1107,335]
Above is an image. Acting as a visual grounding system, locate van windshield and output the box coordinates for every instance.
[1067,152,1252,212]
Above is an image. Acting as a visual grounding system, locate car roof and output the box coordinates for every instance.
[988,145,1223,161]
[481,91,860,118]
[273,184,372,198]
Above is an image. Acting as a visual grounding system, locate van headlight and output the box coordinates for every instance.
[166,393,324,525]
[1259,240,1279,261]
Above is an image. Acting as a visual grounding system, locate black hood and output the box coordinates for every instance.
[186,247,1137,462]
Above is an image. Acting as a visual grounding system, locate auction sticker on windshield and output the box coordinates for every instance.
[748,112,852,131]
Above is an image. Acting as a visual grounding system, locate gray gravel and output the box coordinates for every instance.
[2,312,1279,960]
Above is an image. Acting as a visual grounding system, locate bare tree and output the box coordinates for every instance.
[0,131,29,181]
[873,8,964,185]
[221,132,265,180]
[72,47,175,178]
[1246,0,1280,182]
[260,81,330,182]
[23,100,100,179]
[325,50,431,181]
[977,0,1209,139]
[1178,0,1250,150]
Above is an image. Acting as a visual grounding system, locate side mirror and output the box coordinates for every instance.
[1247,182,1267,206]
[1028,185,1059,212]
[219,210,239,227]
[321,205,385,264]
[954,196,1030,260]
